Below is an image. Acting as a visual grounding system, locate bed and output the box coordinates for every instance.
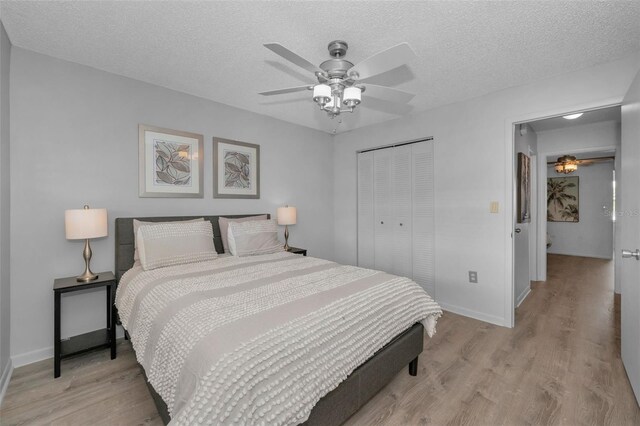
[114,215,442,425]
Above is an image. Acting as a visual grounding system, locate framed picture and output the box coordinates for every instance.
[139,124,204,198]
[547,176,579,222]
[517,152,531,223]
[213,137,260,199]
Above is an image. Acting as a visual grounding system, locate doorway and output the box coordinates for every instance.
[511,105,621,324]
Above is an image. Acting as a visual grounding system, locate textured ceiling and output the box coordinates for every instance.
[1,1,640,134]
[529,106,621,133]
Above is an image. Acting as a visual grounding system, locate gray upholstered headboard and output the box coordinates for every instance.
[114,214,270,282]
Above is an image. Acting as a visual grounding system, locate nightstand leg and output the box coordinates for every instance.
[108,284,116,359]
[54,292,61,378]
[106,286,110,328]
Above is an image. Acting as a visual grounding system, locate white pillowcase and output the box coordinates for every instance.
[218,215,268,253]
[228,219,284,257]
[137,221,217,270]
[133,218,204,261]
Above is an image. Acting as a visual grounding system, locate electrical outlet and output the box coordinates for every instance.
[468,271,478,283]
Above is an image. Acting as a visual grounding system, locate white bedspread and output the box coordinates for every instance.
[116,252,442,425]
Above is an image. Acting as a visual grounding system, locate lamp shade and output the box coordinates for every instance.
[277,206,297,225]
[65,206,108,240]
[326,96,335,109]
[343,87,361,106]
[312,84,331,104]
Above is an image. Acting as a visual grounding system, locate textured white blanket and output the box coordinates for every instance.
[116,252,442,425]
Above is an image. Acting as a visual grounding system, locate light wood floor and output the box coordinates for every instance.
[2,254,638,425]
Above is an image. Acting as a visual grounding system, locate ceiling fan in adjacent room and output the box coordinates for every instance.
[259,40,417,119]
[549,155,615,174]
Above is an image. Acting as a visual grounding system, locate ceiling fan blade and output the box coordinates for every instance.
[577,157,614,165]
[548,156,615,165]
[364,84,415,104]
[259,85,312,96]
[264,43,324,75]
[349,43,417,81]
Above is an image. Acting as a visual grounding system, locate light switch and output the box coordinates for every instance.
[490,201,499,213]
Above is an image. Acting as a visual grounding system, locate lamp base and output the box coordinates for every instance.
[76,238,98,282]
[283,225,290,251]
[76,271,98,283]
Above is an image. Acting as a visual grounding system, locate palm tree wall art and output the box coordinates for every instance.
[547,176,579,222]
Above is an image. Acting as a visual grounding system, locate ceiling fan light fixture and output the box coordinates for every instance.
[343,87,361,107]
[312,84,331,106]
[563,113,583,120]
[326,96,334,109]
[565,163,578,173]
[261,40,417,121]
[554,155,578,174]
[326,94,343,110]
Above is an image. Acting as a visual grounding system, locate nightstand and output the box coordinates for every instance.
[287,247,307,256]
[53,271,117,378]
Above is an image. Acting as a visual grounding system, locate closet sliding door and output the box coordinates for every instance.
[412,142,435,295]
[357,151,375,268]
[357,139,435,296]
[392,144,413,277]
[373,148,394,273]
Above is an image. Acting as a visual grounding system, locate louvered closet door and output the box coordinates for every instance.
[412,141,435,295]
[392,145,413,277]
[357,151,375,268]
[373,148,394,273]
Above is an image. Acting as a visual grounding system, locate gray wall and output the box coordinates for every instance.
[546,162,614,259]
[0,21,11,390]
[9,48,334,365]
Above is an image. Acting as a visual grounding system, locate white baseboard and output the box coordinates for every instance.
[12,346,53,368]
[437,301,507,327]
[0,358,13,405]
[547,250,612,260]
[516,287,531,308]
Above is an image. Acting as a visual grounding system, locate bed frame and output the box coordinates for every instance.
[115,215,424,425]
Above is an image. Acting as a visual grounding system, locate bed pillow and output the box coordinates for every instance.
[228,219,284,257]
[218,215,268,253]
[133,217,204,261]
[137,221,217,270]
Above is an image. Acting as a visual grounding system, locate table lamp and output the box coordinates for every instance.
[65,205,108,282]
[277,205,296,250]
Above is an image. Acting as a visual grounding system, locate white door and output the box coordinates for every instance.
[621,69,640,404]
[357,151,375,268]
[514,149,530,307]
[514,223,530,307]
[374,148,393,272]
[392,145,413,277]
[529,155,538,282]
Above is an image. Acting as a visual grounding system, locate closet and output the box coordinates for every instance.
[357,139,435,296]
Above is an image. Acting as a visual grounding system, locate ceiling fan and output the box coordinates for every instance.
[548,155,614,174]
[259,40,417,118]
